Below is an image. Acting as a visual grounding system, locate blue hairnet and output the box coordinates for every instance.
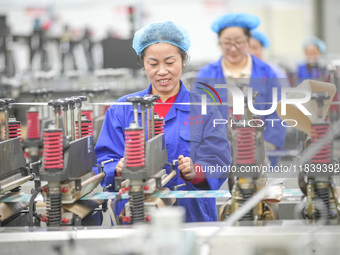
[132,21,190,56]
[211,13,260,34]
[251,30,270,48]
[303,37,326,54]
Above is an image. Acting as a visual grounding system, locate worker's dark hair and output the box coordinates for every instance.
[137,46,189,68]
[218,27,251,38]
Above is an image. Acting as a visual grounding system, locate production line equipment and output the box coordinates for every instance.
[0,98,34,226]
[219,83,280,222]
[278,79,340,222]
[80,87,110,144]
[113,94,177,225]
[22,89,54,164]
[30,96,107,227]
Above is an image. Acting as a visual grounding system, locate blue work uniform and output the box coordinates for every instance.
[95,82,231,222]
[195,56,286,163]
[297,63,322,84]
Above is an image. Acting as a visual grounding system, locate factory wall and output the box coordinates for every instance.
[2,0,316,72]
[323,0,340,56]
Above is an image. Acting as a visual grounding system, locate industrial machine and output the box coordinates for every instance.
[220,82,280,222]
[1,79,340,255]
[81,87,110,144]
[277,79,340,221]
[114,94,177,224]
[29,96,106,227]
[22,89,54,164]
[0,98,34,226]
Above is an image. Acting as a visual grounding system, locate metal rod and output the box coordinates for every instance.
[140,104,146,141]
[133,108,138,124]
[70,109,75,141]
[1,175,32,192]
[4,110,9,140]
[77,107,82,138]
[63,110,68,136]
[127,97,143,127]
[144,94,159,138]
[161,171,176,187]
[81,172,105,188]
[55,110,60,129]
[151,106,155,138]
[146,104,150,141]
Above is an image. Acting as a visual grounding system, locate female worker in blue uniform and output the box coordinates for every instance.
[195,13,286,165]
[297,37,326,84]
[95,21,231,222]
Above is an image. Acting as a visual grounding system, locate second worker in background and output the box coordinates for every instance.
[195,12,286,166]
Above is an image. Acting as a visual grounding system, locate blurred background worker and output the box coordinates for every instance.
[296,36,339,120]
[249,29,290,87]
[94,21,231,222]
[297,37,327,83]
[195,12,286,165]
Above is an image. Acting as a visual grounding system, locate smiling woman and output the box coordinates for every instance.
[94,21,231,223]
[142,43,183,101]
[133,21,189,102]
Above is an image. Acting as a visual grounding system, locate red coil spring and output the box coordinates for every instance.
[43,130,63,170]
[125,128,145,168]
[81,110,93,123]
[26,111,40,139]
[235,127,256,165]
[154,118,164,135]
[311,124,331,164]
[76,120,93,138]
[6,117,21,140]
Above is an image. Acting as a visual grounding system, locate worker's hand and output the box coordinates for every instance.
[116,157,124,175]
[178,155,196,180]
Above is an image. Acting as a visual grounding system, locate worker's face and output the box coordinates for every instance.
[143,43,183,98]
[249,38,263,60]
[305,44,321,63]
[219,27,249,65]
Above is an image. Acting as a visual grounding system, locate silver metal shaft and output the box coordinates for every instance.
[146,106,150,141]
[134,108,138,124]
[151,105,155,138]
[63,110,68,136]
[4,110,9,140]
[55,111,60,129]
[70,109,75,141]
[141,108,146,141]
[77,107,82,138]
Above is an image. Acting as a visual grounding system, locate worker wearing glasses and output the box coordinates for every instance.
[297,37,326,84]
[195,13,286,166]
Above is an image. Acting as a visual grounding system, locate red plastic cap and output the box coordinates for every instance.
[145,215,151,222]
[61,187,69,193]
[62,218,70,224]
[122,216,131,223]
[40,215,48,222]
